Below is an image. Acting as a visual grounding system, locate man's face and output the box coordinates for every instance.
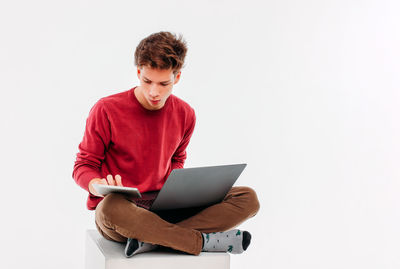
[135,66,181,110]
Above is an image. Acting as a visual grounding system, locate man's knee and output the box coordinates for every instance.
[96,193,129,224]
[239,186,260,218]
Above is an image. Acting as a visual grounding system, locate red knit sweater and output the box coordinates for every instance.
[72,87,196,210]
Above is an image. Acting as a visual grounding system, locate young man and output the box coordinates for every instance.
[72,31,260,257]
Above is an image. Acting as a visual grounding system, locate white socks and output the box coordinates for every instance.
[124,238,158,258]
[124,229,252,257]
[201,229,252,254]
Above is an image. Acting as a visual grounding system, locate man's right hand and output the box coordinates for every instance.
[88,174,123,197]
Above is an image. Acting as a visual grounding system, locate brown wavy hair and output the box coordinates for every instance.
[134,31,188,75]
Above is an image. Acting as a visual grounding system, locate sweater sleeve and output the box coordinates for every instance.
[72,99,111,192]
[171,109,196,170]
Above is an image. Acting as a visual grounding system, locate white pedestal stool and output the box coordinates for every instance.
[85,230,230,269]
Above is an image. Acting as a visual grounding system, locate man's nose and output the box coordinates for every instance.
[149,85,161,98]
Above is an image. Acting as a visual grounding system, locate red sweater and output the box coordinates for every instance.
[72,86,196,210]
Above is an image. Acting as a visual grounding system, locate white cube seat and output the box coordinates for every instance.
[85,230,230,269]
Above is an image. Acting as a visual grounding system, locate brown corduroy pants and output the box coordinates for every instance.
[95,186,260,255]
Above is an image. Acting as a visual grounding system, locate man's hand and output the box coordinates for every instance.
[88,174,123,197]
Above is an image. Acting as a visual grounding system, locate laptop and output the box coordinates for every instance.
[97,163,247,211]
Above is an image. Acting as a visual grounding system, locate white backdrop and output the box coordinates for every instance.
[0,0,399,268]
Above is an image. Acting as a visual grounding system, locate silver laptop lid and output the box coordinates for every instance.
[151,163,247,211]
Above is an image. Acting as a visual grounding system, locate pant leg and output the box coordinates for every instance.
[174,186,260,232]
[95,186,260,255]
[95,193,203,255]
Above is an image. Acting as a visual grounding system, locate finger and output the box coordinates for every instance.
[115,174,123,186]
[90,179,106,197]
[106,174,116,185]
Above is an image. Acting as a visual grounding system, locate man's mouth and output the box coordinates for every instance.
[150,99,160,105]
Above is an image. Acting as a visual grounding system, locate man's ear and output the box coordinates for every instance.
[174,71,181,85]
[137,67,141,80]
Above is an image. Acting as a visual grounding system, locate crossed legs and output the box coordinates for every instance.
[95,186,260,255]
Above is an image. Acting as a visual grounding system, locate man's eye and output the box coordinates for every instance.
[161,83,169,86]
[144,81,151,84]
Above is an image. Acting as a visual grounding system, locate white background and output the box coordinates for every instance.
[0,0,399,268]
